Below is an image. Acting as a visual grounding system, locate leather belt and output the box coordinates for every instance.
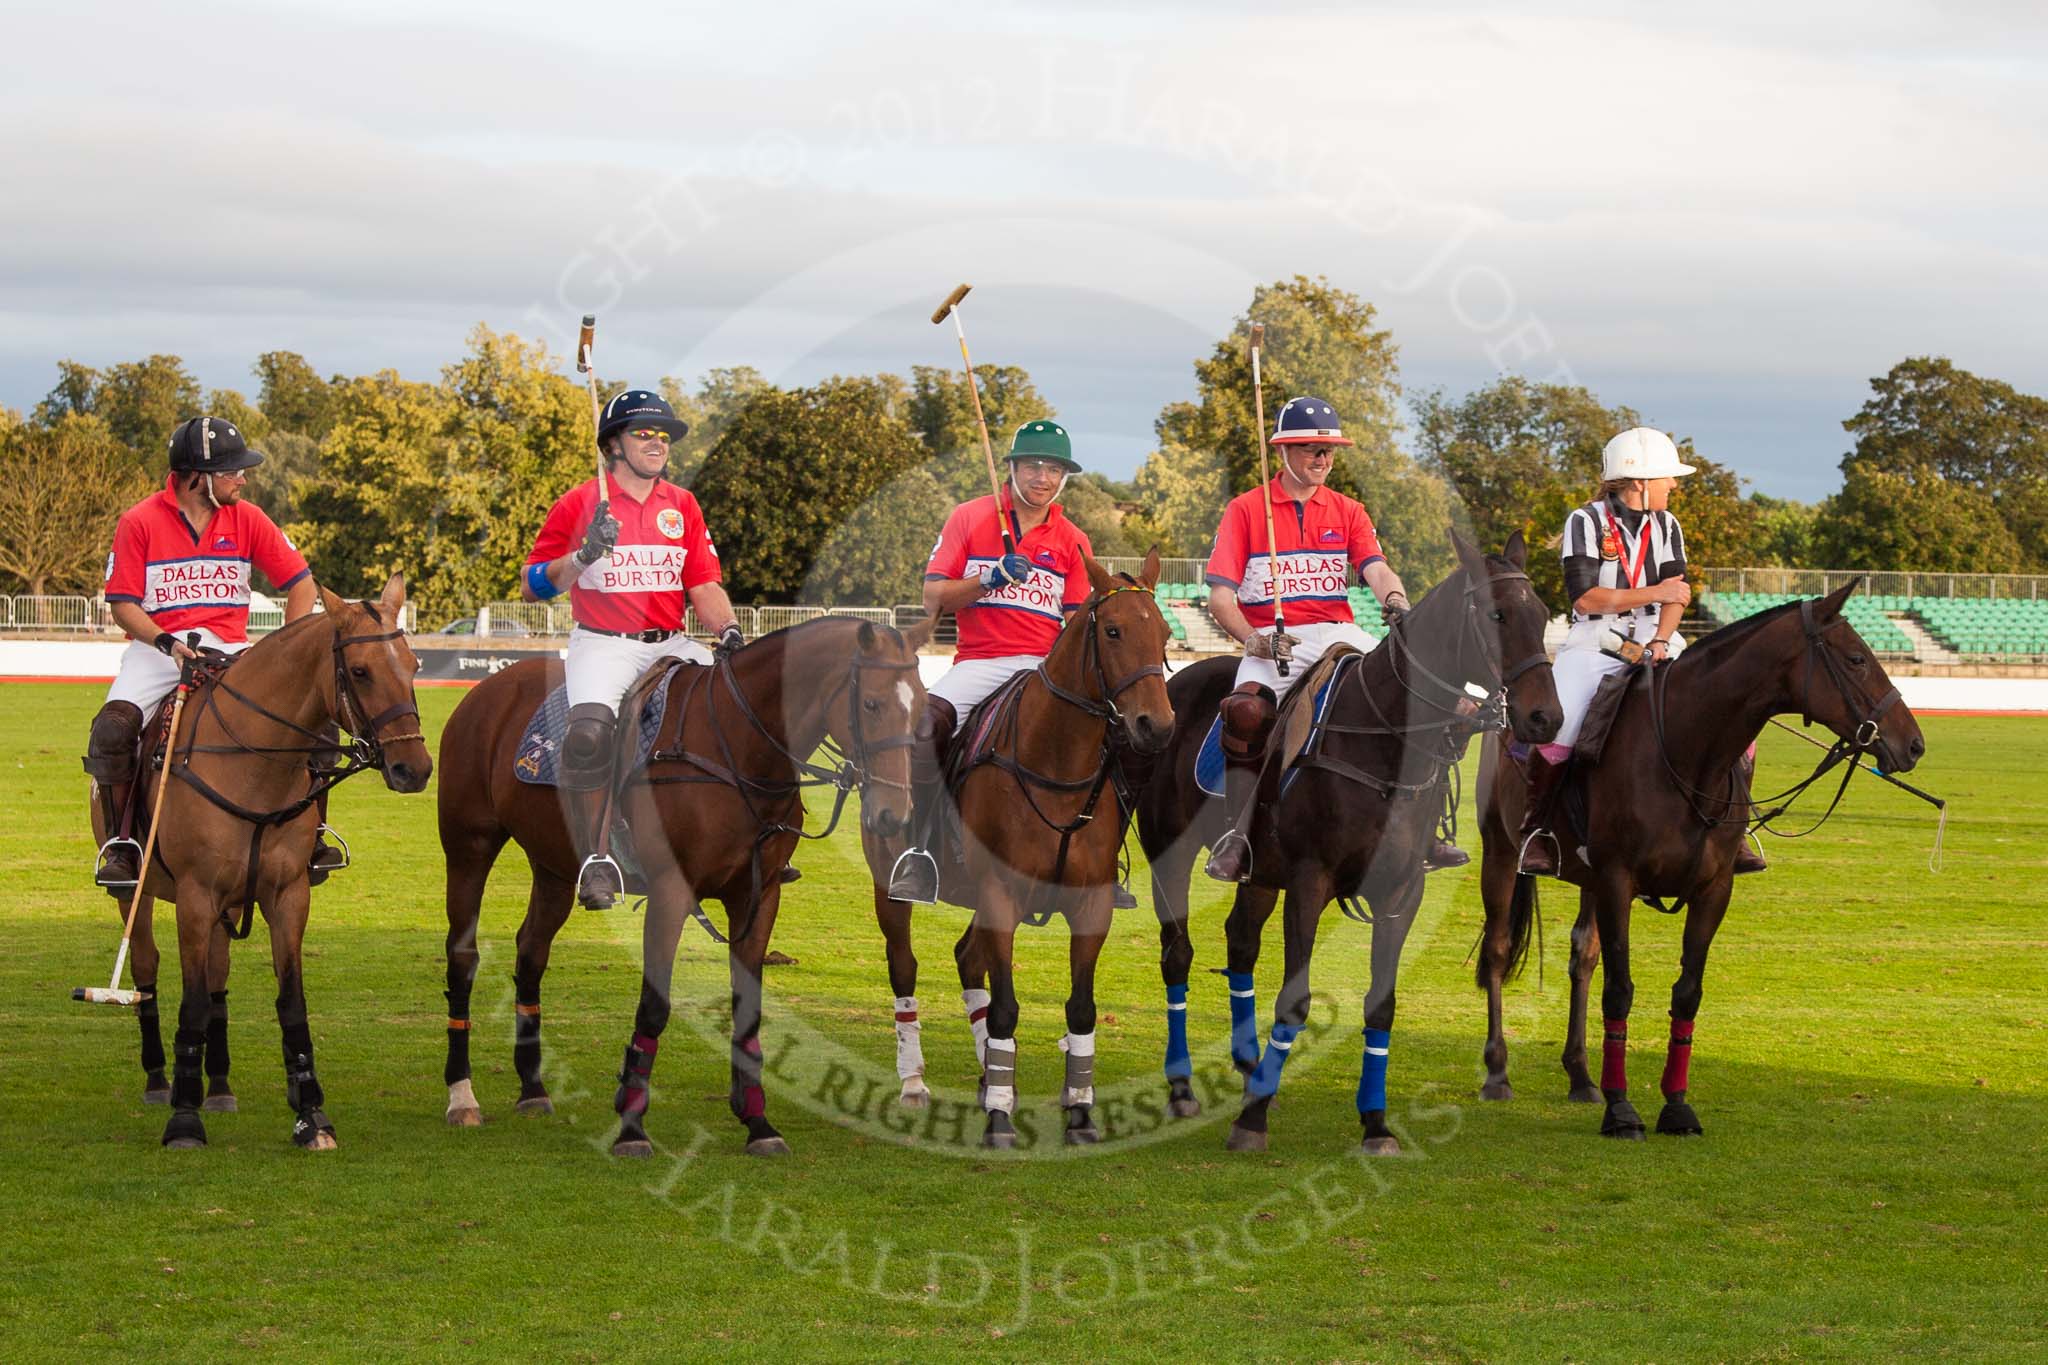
[579,625,678,643]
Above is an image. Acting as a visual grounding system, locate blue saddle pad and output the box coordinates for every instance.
[1278,657,1358,799]
[1195,656,1355,801]
[513,667,680,787]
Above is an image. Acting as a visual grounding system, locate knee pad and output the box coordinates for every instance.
[84,701,145,781]
[561,703,617,789]
[1217,683,1277,764]
[922,695,958,749]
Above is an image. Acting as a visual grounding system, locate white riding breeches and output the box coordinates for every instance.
[1233,620,1378,702]
[564,627,714,715]
[106,629,247,712]
[928,654,1041,715]
[1549,615,1684,749]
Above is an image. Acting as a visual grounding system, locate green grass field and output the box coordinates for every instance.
[3,682,2044,1360]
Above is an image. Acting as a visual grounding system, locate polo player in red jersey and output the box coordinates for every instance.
[1202,395,1468,883]
[87,415,336,890]
[521,387,745,910]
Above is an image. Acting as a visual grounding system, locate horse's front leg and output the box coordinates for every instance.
[512,868,576,1116]
[1061,891,1113,1144]
[202,917,235,1113]
[968,887,1022,1150]
[873,886,927,1108]
[610,864,691,1158]
[1222,883,1280,1076]
[1147,827,1201,1118]
[126,893,170,1105]
[266,877,335,1150]
[728,877,789,1156]
[1476,832,1523,1101]
[1657,876,1733,1138]
[1357,872,1427,1156]
[1562,896,1602,1102]
[1590,872,1643,1139]
[953,920,990,1076]
[160,883,215,1149]
[1228,866,1333,1153]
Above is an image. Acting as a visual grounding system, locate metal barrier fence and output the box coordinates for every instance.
[1099,556,1207,584]
[1696,567,2048,600]
[0,597,408,635]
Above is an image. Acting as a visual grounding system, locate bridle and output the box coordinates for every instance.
[1032,583,1169,734]
[1378,564,1550,724]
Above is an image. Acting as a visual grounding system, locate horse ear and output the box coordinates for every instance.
[1084,552,1116,596]
[1447,524,1487,581]
[1816,578,1859,622]
[317,583,351,620]
[857,620,878,653]
[902,614,936,652]
[1140,545,1162,590]
[379,572,407,618]
[1503,529,1527,570]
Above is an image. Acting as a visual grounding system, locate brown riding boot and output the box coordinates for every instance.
[85,700,145,892]
[1732,751,1768,874]
[94,778,140,889]
[887,695,956,903]
[1515,753,1569,877]
[561,705,623,910]
[1204,683,1277,884]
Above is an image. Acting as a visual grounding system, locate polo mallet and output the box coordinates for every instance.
[74,641,196,1007]
[1248,323,1288,677]
[577,314,611,506]
[931,284,1016,556]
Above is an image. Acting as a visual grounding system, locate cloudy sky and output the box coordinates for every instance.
[3,0,2044,501]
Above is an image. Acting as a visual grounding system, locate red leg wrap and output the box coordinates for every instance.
[1600,1019,1628,1092]
[740,1036,766,1119]
[1661,1019,1694,1096]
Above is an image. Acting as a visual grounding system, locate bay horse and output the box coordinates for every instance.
[435,615,930,1156]
[1135,531,1560,1153]
[94,573,431,1150]
[1473,582,1925,1138]
[945,550,1175,1149]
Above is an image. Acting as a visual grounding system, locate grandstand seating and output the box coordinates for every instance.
[1697,589,2048,657]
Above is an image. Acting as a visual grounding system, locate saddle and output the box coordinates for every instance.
[513,662,682,789]
[1572,662,1648,768]
[1193,647,1362,799]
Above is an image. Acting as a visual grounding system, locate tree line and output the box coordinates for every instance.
[4,276,2041,620]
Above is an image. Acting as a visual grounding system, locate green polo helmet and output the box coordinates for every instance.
[1008,419,1081,472]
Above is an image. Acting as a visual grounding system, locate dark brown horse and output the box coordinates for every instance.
[435,615,929,1155]
[94,574,431,1149]
[1473,582,1925,1138]
[1136,531,1560,1153]
[944,550,1175,1149]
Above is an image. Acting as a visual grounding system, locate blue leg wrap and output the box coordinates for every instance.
[1245,1022,1300,1099]
[1357,1027,1391,1115]
[1226,972,1258,1070]
[1163,982,1191,1078]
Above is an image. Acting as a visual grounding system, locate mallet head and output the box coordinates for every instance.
[73,986,148,1007]
[931,284,971,325]
[577,315,596,373]
[1249,322,1264,350]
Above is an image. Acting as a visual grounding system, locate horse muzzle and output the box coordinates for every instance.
[1123,712,1175,757]
[382,756,432,793]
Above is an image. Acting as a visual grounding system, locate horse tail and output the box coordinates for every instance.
[1501,872,1541,985]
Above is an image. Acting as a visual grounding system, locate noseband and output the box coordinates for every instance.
[1798,598,1901,753]
[1382,566,1548,716]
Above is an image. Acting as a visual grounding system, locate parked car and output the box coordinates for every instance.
[433,615,534,638]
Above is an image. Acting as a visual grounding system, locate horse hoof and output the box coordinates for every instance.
[1479,1079,1514,1102]
[612,1138,654,1159]
[1656,1101,1703,1136]
[1063,1120,1102,1146]
[746,1136,791,1157]
[1225,1124,1267,1153]
[303,1131,339,1152]
[1601,1100,1647,1140]
[143,1086,171,1107]
[514,1095,555,1117]
[981,1129,1016,1150]
[899,1084,930,1110]
[202,1092,238,1114]
[1359,1134,1402,1157]
[1168,1095,1202,1119]
[1566,1084,1602,1104]
[446,1107,483,1128]
[163,1135,206,1150]
[162,1110,206,1149]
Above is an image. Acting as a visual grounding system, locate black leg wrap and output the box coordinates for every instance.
[171,1030,206,1111]
[614,1040,658,1120]
[633,982,671,1041]
[513,1016,543,1091]
[137,988,166,1076]
[205,989,230,1080]
[443,985,472,1086]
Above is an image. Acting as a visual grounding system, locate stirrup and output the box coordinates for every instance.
[1515,828,1560,877]
[1112,882,1138,910]
[306,824,350,887]
[886,848,939,904]
[1423,840,1470,873]
[576,853,625,910]
[1204,829,1252,884]
[94,837,142,887]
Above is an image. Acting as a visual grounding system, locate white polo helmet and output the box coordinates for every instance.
[1602,427,1695,481]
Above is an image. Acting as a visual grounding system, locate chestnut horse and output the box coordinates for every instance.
[944,550,1175,1149]
[435,615,929,1155]
[1473,582,1926,1139]
[1135,531,1560,1153]
[94,574,431,1150]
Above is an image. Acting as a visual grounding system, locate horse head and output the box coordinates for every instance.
[1793,581,1926,775]
[317,573,431,793]
[1447,528,1561,744]
[838,617,931,845]
[1079,547,1176,756]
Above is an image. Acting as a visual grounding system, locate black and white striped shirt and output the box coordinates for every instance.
[1561,498,1686,622]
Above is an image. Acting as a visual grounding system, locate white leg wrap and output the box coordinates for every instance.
[446,1077,479,1116]
[983,1037,1017,1114]
[1060,1031,1096,1108]
[962,988,992,1068]
[893,996,925,1082]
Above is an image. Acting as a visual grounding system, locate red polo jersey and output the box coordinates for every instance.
[527,478,720,633]
[924,496,1095,661]
[1205,478,1384,630]
[103,477,311,643]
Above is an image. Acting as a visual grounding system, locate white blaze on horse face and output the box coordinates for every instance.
[896,680,915,717]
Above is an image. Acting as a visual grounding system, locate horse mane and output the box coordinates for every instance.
[1671,597,1806,671]
[749,613,902,650]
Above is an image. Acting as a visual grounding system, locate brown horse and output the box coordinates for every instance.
[95,574,431,1150]
[941,550,1175,1149]
[1473,582,1926,1138]
[435,615,930,1155]
[1135,531,1560,1152]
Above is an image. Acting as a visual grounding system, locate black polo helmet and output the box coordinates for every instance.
[167,416,266,473]
[596,389,690,452]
